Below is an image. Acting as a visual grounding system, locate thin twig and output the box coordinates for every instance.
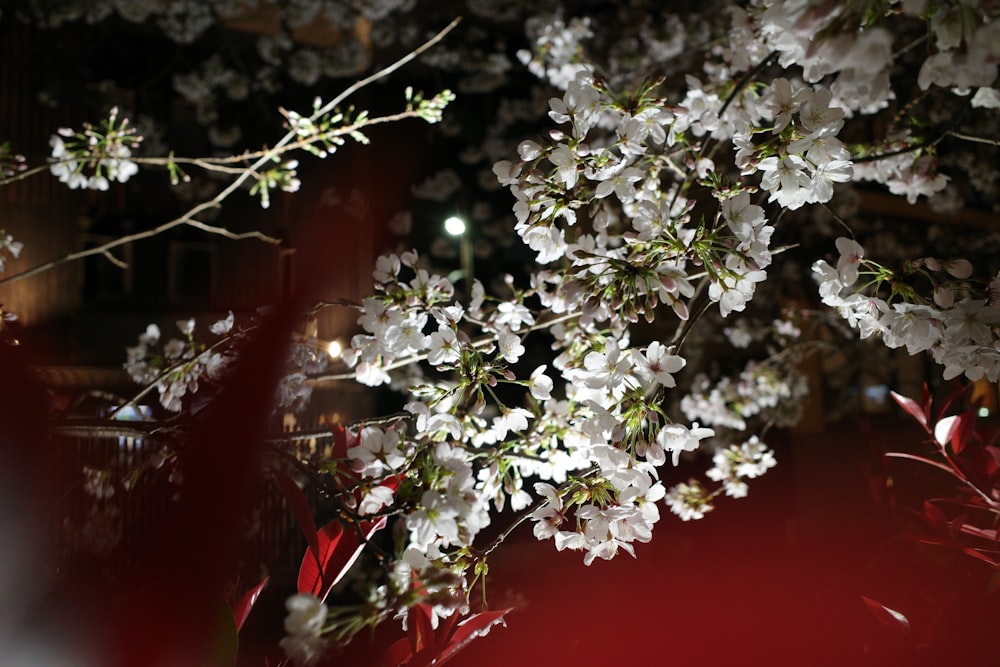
[100,249,129,269]
[184,217,282,244]
[0,18,462,286]
[947,130,1000,147]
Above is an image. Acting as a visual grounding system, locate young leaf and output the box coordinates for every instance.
[232,576,269,633]
[405,608,513,667]
[950,411,978,455]
[297,520,344,597]
[297,515,389,601]
[381,637,413,667]
[923,500,948,533]
[408,603,435,656]
[861,596,911,635]
[933,415,961,450]
[890,391,928,429]
[430,608,512,667]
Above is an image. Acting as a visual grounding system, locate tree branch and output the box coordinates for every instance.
[0,18,463,286]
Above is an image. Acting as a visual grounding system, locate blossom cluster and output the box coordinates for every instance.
[124,317,235,412]
[48,106,141,191]
[663,435,777,520]
[681,359,809,432]
[337,248,736,569]
[814,237,1000,382]
[123,311,329,414]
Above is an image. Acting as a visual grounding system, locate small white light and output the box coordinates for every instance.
[444,215,466,236]
[978,406,990,418]
[327,339,342,359]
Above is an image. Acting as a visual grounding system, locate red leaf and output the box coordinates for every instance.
[297,515,388,601]
[951,411,978,455]
[297,521,344,597]
[380,637,414,667]
[404,608,512,667]
[862,596,911,635]
[331,423,359,459]
[431,609,512,667]
[890,391,928,430]
[233,576,269,632]
[408,603,435,656]
[923,500,947,533]
[959,546,1000,567]
[937,381,970,423]
[271,467,319,559]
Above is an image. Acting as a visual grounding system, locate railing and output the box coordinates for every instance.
[50,421,338,591]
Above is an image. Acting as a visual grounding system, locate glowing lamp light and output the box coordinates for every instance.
[327,339,343,359]
[444,215,466,236]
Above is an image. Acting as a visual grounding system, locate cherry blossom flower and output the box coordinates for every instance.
[656,422,714,466]
[427,327,461,366]
[632,342,686,388]
[528,364,554,401]
[835,237,864,285]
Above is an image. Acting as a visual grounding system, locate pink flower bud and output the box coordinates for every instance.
[933,285,954,308]
[944,259,973,279]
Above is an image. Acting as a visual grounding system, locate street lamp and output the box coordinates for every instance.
[444,215,473,290]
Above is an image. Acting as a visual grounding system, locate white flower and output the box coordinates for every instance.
[492,407,532,439]
[581,338,630,390]
[280,635,326,667]
[522,225,567,264]
[358,484,395,516]
[495,301,535,331]
[528,364,553,400]
[762,78,809,134]
[721,192,766,243]
[656,422,714,466]
[373,254,401,283]
[209,311,234,335]
[407,490,461,550]
[347,426,406,476]
[427,327,461,366]
[530,482,566,541]
[633,342,686,388]
[497,331,525,363]
[283,593,327,637]
[664,480,713,521]
[176,318,195,336]
[835,237,864,285]
[548,144,578,188]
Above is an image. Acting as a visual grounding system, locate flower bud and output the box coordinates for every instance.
[933,285,954,308]
[944,258,973,279]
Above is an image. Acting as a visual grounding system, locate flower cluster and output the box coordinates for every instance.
[814,237,1000,382]
[738,78,854,211]
[279,594,328,666]
[681,359,809,432]
[124,312,333,414]
[48,106,141,190]
[123,317,235,412]
[705,435,777,499]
